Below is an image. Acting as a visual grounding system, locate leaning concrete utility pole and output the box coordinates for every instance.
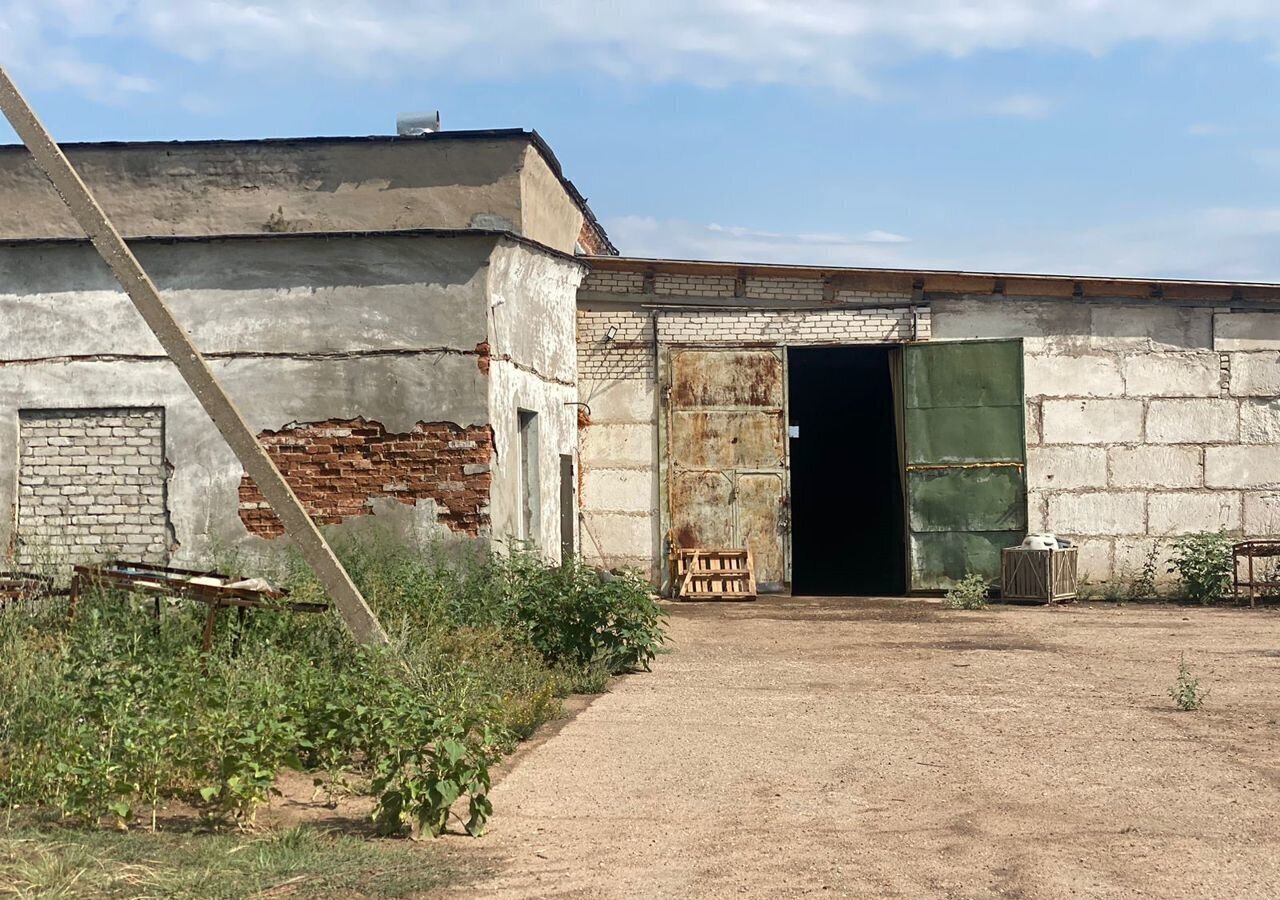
[0,67,388,647]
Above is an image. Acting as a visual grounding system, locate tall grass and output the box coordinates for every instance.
[0,532,665,837]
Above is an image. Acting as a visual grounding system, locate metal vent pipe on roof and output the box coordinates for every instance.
[397,111,440,135]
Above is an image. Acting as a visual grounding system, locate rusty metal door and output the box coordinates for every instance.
[903,339,1026,591]
[663,347,790,592]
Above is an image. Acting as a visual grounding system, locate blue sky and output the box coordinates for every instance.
[3,2,1280,280]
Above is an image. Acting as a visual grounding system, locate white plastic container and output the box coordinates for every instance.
[1022,533,1058,551]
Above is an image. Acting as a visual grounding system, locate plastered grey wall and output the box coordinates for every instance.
[518,146,587,258]
[0,137,586,255]
[932,297,1280,584]
[485,242,584,561]
[0,232,502,564]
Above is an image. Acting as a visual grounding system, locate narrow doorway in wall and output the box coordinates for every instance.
[787,346,907,596]
[559,454,575,561]
[518,410,540,544]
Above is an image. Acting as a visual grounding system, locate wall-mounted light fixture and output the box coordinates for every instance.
[603,324,618,343]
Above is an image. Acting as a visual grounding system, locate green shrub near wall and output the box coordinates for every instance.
[1167,530,1234,605]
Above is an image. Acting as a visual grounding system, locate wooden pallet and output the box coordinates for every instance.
[674,548,756,601]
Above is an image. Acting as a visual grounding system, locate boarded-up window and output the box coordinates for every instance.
[16,408,170,565]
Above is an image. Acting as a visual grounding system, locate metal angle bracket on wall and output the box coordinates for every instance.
[0,66,389,647]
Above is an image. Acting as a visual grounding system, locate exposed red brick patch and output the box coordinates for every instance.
[238,418,492,539]
[475,340,491,375]
[577,219,612,256]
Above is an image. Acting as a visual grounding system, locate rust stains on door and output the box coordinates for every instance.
[671,350,784,408]
[665,347,789,591]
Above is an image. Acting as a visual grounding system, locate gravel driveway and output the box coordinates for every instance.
[459,597,1280,899]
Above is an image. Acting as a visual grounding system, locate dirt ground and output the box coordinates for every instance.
[452,597,1280,899]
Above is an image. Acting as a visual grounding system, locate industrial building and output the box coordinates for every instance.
[3,128,1280,592]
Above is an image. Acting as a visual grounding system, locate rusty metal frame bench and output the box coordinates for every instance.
[70,560,328,652]
[1232,541,1280,608]
[0,570,66,609]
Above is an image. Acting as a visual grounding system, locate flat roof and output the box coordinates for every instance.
[586,255,1280,302]
[0,128,617,256]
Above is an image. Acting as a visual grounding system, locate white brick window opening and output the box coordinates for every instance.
[16,408,170,566]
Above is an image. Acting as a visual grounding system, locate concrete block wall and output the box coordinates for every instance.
[577,308,660,576]
[579,278,1280,589]
[16,408,169,564]
[936,298,1280,584]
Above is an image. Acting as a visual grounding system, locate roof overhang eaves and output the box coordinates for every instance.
[0,226,588,269]
[585,255,1280,302]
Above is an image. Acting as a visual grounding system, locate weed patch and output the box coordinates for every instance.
[1169,654,1209,711]
[943,573,989,610]
[0,824,470,899]
[0,535,665,840]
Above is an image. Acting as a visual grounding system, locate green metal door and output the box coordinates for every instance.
[903,339,1026,591]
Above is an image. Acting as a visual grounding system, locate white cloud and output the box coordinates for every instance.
[8,1,1280,100]
[705,223,910,245]
[0,2,155,102]
[988,93,1052,119]
[609,208,1280,283]
[1186,122,1229,137]
[1249,148,1280,172]
[609,217,919,268]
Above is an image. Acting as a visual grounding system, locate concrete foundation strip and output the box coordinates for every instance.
[0,66,389,647]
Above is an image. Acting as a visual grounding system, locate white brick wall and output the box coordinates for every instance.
[655,307,925,345]
[17,408,169,564]
[745,278,825,303]
[577,309,656,382]
[580,270,915,308]
[580,271,646,294]
[654,273,737,297]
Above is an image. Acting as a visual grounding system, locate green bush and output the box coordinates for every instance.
[1167,530,1233,605]
[493,553,665,673]
[943,573,989,610]
[0,535,666,837]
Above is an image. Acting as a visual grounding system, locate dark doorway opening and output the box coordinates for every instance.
[788,346,906,596]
